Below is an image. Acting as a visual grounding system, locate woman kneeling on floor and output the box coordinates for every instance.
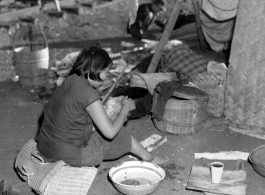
[35,43,169,167]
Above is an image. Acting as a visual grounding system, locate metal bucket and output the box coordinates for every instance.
[13,24,49,87]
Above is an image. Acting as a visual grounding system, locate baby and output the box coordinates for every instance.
[104,96,124,121]
[92,96,125,131]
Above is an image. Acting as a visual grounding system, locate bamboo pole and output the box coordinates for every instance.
[102,65,128,104]
[192,0,206,51]
[54,0,61,12]
[147,0,183,73]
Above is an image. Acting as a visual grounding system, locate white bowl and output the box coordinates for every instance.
[109,161,165,195]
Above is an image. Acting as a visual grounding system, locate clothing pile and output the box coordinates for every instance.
[132,44,208,77]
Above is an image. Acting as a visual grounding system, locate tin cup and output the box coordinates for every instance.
[210,162,224,184]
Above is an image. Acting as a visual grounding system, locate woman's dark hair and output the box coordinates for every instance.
[69,43,113,81]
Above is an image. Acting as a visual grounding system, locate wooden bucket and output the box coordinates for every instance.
[13,24,49,87]
[152,85,209,135]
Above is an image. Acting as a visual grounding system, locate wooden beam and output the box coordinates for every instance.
[169,22,196,39]
[95,0,126,9]
[194,151,249,161]
[54,0,62,12]
[147,0,183,73]
[0,0,76,22]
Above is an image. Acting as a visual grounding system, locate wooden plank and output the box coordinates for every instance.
[169,22,197,39]
[187,166,247,195]
[0,0,15,6]
[147,0,182,73]
[194,151,250,161]
[95,0,126,9]
[0,0,76,22]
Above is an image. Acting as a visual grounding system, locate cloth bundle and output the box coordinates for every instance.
[152,78,189,121]
[159,44,208,76]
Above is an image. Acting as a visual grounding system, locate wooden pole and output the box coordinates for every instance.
[147,0,183,73]
[192,0,207,51]
[102,65,128,104]
[54,0,61,12]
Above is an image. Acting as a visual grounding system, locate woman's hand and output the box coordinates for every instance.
[122,97,136,111]
[87,99,131,139]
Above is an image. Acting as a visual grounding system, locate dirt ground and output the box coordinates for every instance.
[1,0,265,195]
[2,78,265,195]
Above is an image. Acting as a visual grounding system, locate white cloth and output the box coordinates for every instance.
[202,0,239,21]
[200,10,236,52]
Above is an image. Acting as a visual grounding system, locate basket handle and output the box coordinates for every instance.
[129,71,150,91]
[12,23,48,51]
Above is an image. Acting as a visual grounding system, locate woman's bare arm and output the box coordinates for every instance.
[86,100,130,139]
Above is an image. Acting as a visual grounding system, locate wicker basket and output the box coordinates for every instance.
[191,71,226,117]
[152,85,209,135]
[129,72,176,94]
[15,140,65,194]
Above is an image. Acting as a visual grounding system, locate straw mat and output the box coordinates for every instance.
[44,166,97,195]
[225,0,265,129]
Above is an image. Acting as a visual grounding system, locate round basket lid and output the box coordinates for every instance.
[172,85,209,100]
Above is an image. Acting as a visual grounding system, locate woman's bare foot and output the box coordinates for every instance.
[130,136,170,164]
[150,154,170,165]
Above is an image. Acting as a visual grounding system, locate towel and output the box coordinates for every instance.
[152,79,189,120]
